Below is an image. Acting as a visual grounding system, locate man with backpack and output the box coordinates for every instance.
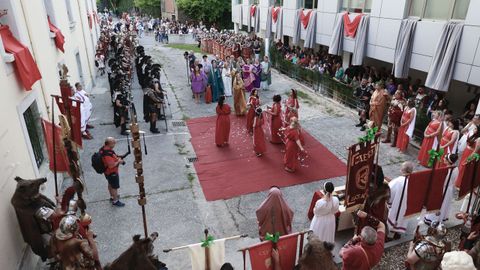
[94,137,126,207]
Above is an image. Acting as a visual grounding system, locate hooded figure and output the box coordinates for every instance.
[255,187,294,241]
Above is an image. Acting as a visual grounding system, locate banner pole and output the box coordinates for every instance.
[204,229,211,270]
[51,96,59,197]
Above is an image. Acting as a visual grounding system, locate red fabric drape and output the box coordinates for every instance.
[47,17,65,53]
[250,5,256,17]
[343,12,363,38]
[300,10,313,29]
[93,11,98,24]
[272,7,280,23]
[0,25,42,90]
[41,119,70,172]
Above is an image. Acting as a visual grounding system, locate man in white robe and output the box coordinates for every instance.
[424,154,459,225]
[387,161,414,239]
[74,83,93,139]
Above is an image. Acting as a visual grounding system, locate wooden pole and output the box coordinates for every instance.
[204,229,211,270]
[162,234,248,253]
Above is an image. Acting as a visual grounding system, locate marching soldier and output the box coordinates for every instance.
[114,90,130,135]
[143,80,164,133]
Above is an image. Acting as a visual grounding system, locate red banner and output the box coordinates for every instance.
[404,167,450,217]
[246,233,300,270]
[88,13,92,29]
[93,11,99,24]
[343,13,363,38]
[250,5,256,17]
[458,160,480,199]
[41,119,69,172]
[54,95,82,148]
[300,10,312,29]
[272,7,280,23]
[345,141,377,208]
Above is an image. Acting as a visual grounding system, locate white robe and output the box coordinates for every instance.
[222,67,232,97]
[74,90,92,132]
[458,124,477,154]
[387,176,409,233]
[424,167,459,224]
[309,196,339,244]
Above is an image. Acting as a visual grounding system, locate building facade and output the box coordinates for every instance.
[0,0,99,269]
[231,0,480,113]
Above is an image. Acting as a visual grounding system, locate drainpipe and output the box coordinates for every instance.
[75,0,95,90]
[17,0,51,117]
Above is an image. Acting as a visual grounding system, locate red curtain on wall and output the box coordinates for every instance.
[300,10,313,29]
[272,7,281,23]
[0,25,42,90]
[343,13,363,38]
[47,17,65,53]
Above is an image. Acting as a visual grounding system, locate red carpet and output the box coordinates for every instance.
[187,115,347,201]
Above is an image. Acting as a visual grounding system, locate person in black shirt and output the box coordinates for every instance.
[354,78,373,131]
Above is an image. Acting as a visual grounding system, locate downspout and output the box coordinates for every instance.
[17,0,51,117]
[75,0,95,89]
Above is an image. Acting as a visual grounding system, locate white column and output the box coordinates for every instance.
[342,51,351,69]
[265,37,269,58]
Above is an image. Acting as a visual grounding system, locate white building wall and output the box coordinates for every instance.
[0,0,97,269]
[231,0,480,111]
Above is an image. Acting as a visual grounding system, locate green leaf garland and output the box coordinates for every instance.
[201,235,215,247]
[358,127,379,143]
[265,232,280,243]
[427,148,444,168]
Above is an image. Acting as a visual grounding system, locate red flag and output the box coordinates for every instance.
[54,96,66,114]
[405,167,450,217]
[345,142,377,208]
[246,233,299,270]
[458,160,480,199]
[41,119,69,172]
[250,5,256,17]
[300,10,312,29]
[70,99,83,148]
[272,7,280,23]
[343,13,363,38]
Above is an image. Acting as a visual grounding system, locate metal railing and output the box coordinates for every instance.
[269,47,430,143]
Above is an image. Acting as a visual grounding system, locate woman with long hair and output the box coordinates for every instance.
[191,64,207,104]
[246,89,260,134]
[417,111,444,167]
[253,58,262,89]
[436,118,460,168]
[242,58,255,92]
[309,182,339,243]
[266,94,283,144]
[396,98,417,152]
[222,59,233,97]
[232,72,247,116]
[215,96,231,147]
[253,108,266,157]
[284,89,299,126]
[283,117,306,173]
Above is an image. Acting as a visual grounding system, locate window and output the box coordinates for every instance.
[23,102,44,168]
[341,0,372,13]
[303,0,316,9]
[409,0,470,20]
[274,0,283,6]
[252,0,259,5]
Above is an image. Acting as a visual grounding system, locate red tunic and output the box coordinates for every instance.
[284,97,299,126]
[253,116,266,154]
[455,140,478,188]
[215,104,231,146]
[341,232,385,270]
[437,128,456,168]
[284,128,301,171]
[396,109,414,152]
[417,120,442,167]
[270,102,283,144]
[246,96,259,133]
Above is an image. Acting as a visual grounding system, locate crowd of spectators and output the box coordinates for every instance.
[273,41,480,128]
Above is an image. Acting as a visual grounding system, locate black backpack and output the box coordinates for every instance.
[91,148,113,174]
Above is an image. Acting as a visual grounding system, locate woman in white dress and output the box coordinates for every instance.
[309,182,339,244]
[222,60,233,97]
